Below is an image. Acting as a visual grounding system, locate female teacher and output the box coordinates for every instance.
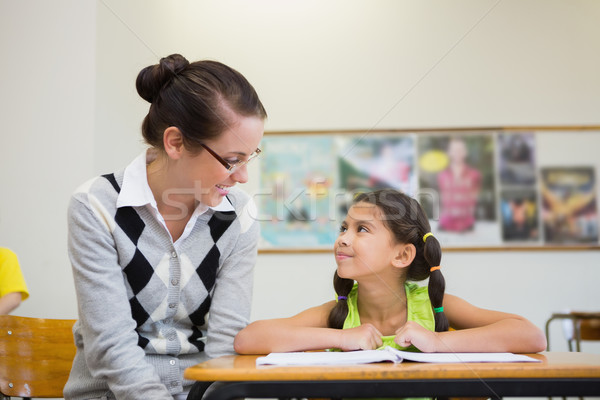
[64,54,266,400]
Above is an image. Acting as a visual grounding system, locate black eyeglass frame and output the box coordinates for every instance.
[200,143,261,174]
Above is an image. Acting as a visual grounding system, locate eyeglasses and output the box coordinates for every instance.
[201,143,261,174]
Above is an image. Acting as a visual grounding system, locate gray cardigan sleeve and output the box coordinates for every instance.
[204,195,259,359]
[67,194,173,399]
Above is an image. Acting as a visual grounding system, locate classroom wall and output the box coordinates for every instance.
[0,0,96,317]
[1,0,599,354]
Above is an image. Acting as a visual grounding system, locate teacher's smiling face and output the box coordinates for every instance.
[164,114,264,208]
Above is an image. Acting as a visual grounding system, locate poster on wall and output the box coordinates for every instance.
[499,188,540,242]
[257,135,339,249]
[497,132,540,242]
[257,128,600,251]
[540,167,598,244]
[335,135,416,217]
[416,134,500,246]
[498,132,537,185]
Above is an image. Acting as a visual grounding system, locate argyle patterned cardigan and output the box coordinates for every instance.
[64,170,258,400]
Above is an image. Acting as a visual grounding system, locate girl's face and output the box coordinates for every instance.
[334,202,401,280]
[175,115,264,207]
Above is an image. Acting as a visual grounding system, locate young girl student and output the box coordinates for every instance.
[235,189,546,355]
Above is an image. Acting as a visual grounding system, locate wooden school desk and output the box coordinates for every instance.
[184,352,600,400]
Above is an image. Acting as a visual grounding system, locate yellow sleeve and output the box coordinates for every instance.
[0,248,29,301]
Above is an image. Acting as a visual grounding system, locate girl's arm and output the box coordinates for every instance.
[395,294,547,353]
[234,302,383,354]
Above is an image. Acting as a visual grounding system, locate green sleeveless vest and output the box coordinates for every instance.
[342,282,435,349]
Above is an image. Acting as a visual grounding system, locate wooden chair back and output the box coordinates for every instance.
[0,315,76,398]
[578,317,600,341]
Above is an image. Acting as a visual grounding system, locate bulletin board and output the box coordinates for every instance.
[255,126,600,253]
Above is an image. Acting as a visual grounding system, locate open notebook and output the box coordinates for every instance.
[256,346,541,366]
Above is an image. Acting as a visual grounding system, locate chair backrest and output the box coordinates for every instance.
[0,315,76,398]
[578,317,600,341]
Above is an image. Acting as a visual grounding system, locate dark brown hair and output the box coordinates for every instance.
[327,189,449,333]
[136,54,267,151]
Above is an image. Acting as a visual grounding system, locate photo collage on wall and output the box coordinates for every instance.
[498,133,539,243]
[540,167,598,244]
[258,130,599,249]
[417,134,497,246]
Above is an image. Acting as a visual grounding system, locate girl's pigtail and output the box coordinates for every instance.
[423,233,449,332]
[327,271,354,329]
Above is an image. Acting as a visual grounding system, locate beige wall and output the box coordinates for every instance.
[1,0,599,354]
[0,0,96,318]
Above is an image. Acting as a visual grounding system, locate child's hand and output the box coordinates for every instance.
[338,323,383,351]
[394,321,439,352]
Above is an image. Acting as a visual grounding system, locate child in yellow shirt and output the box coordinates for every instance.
[0,247,29,314]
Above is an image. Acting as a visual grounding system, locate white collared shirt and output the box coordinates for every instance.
[116,149,234,247]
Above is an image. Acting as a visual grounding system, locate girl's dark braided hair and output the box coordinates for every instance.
[327,189,449,332]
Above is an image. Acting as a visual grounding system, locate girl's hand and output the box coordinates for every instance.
[338,323,383,351]
[394,321,440,353]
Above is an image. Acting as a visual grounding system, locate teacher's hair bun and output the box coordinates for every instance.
[136,53,190,103]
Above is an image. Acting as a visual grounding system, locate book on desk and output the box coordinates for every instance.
[256,346,541,366]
